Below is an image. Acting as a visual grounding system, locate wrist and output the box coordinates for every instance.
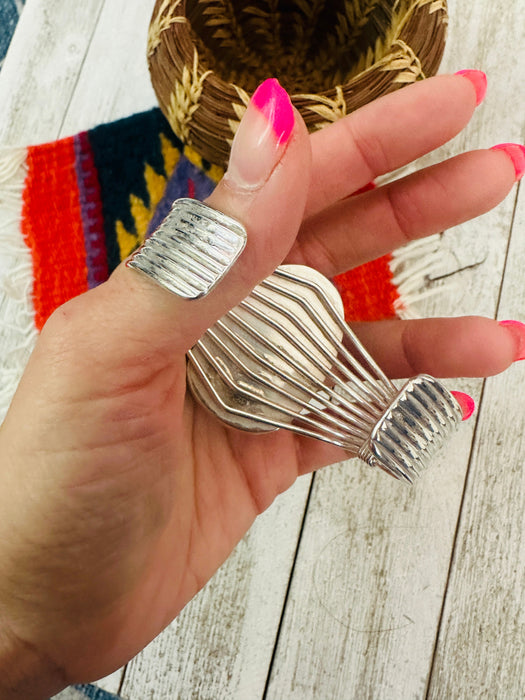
[0,621,67,700]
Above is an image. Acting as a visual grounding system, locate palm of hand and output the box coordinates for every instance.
[0,326,316,680]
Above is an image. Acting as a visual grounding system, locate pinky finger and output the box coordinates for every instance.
[352,316,524,379]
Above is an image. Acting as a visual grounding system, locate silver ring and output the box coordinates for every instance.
[127,198,247,299]
[187,264,463,483]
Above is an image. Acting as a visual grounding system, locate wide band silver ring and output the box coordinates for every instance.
[127,198,247,299]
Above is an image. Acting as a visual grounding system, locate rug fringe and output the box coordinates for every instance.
[390,235,457,319]
[0,147,37,423]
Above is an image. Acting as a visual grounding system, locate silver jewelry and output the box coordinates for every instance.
[187,265,462,483]
[127,198,247,299]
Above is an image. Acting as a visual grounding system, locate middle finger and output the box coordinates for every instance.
[288,147,516,277]
[305,72,482,217]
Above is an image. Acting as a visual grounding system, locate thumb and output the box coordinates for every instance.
[100,78,311,356]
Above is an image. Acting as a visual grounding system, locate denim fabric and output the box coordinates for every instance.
[0,0,25,68]
[74,684,122,699]
[52,685,122,700]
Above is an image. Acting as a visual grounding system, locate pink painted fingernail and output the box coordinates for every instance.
[490,144,525,181]
[351,181,376,196]
[455,69,487,106]
[499,320,525,361]
[225,78,295,189]
[450,391,476,421]
[344,181,376,200]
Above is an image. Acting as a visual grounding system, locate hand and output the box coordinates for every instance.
[0,74,522,696]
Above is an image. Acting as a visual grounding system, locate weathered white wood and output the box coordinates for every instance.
[427,187,525,698]
[264,436,478,699]
[59,0,157,135]
[95,668,123,696]
[0,0,106,144]
[265,1,525,697]
[121,477,311,699]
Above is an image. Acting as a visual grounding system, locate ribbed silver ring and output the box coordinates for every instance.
[187,265,463,483]
[127,198,247,299]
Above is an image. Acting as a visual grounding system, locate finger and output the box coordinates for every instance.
[305,72,485,217]
[51,80,311,359]
[290,147,519,276]
[352,316,522,379]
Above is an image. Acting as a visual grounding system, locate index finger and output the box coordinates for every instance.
[305,72,484,217]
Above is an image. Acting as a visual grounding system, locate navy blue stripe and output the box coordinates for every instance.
[87,107,184,273]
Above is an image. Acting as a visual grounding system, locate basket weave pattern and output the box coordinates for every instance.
[148,0,448,167]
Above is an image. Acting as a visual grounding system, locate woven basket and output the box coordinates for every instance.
[148,0,448,168]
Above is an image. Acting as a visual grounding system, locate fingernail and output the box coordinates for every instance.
[490,144,525,181]
[455,69,487,106]
[352,181,376,196]
[225,78,295,189]
[450,391,476,421]
[499,320,525,361]
[345,181,376,200]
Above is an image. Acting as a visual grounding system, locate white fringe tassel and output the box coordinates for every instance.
[390,235,457,320]
[0,146,37,424]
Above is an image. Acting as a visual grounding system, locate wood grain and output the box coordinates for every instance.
[0,0,106,144]
[427,190,525,698]
[264,440,477,699]
[121,477,312,699]
[265,1,525,698]
[59,0,158,134]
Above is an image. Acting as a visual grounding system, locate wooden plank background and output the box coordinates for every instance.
[0,1,523,698]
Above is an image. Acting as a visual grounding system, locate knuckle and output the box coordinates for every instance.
[344,118,391,178]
